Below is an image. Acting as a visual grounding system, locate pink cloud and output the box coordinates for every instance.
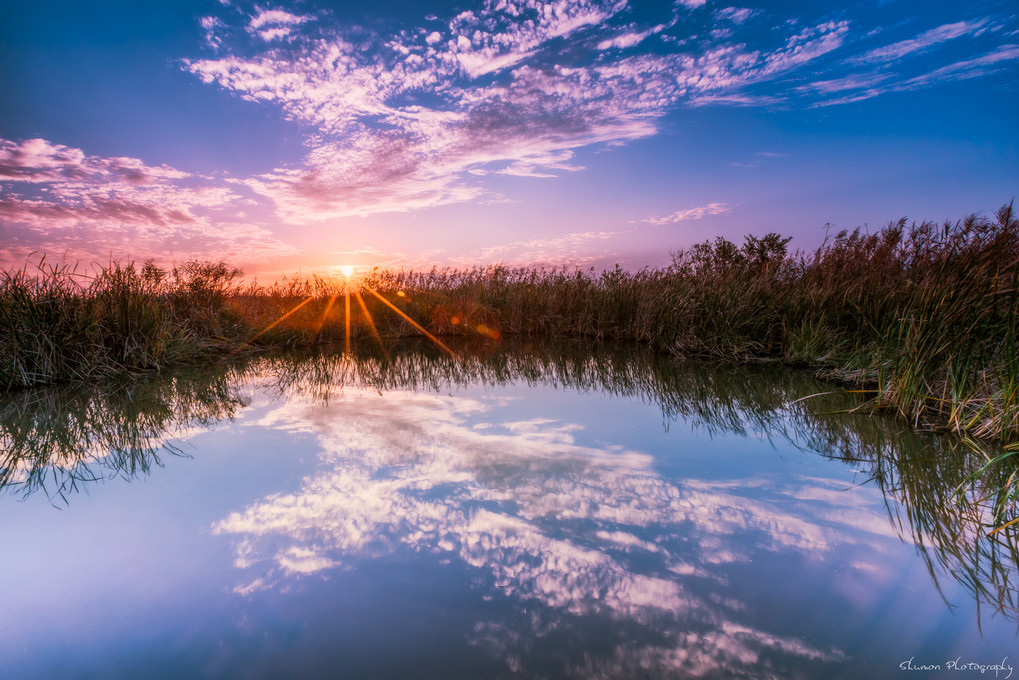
[185,2,861,221]
[644,202,731,226]
[848,20,989,65]
[0,138,296,269]
[0,138,188,185]
[808,43,1019,107]
[715,7,757,25]
[465,228,631,266]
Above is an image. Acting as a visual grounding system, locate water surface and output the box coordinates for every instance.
[1,340,1015,678]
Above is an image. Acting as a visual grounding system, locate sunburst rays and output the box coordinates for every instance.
[363,285,459,359]
[245,270,461,360]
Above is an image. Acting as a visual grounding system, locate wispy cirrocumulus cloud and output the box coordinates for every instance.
[3,1,1017,270]
[212,384,885,671]
[247,8,308,41]
[847,20,989,65]
[0,138,294,267]
[463,228,630,266]
[644,202,730,226]
[186,0,1014,221]
[0,137,187,185]
[713,7,758,25]
[186,0,668,220]
[802,18,1016,106]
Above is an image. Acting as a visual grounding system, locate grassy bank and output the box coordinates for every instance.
[2,203,1017,442]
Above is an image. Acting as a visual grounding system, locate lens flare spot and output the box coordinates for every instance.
[396,290,406,297]
[476,323,501,340]
[450,316,460,325]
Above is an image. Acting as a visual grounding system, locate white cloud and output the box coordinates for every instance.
[644,202,730,225]
[184,2,863,220]
[210,383,888,672]
[801,72,891,95]
[597,29,654,50]
[898,43,1019,88]
[0,138,296,267]
[183,3,1017,223]
[249,9,308,28]
[463,228,630,266]
[809,43,1019,107]
[714,7,757,25]
[11,1,1015,263]
[848,19,989,65]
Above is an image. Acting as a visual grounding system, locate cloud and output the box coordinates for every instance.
[0,137,187,185]
[713,7,758,25]
[801,72,891,95]
[180,2,1019,222]
[458,228,630,266]
[0,138,296,268]
[897,43,1019,88]
[847,19,989,65]
[644,202,730,225]
[210,384,895,672]
[183,2,865,220]
[808,42,1019,107]
[797,17,1018,107]
[11,1,1017,268]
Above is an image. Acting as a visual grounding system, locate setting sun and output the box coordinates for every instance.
[340,264,354,278]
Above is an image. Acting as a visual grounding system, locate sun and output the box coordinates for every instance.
[340,264,355,278]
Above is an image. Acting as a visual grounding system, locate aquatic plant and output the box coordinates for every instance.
[1,204,1016,444]
[0,257,250,388]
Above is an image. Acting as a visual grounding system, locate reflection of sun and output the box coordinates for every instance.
[340,264,355,278]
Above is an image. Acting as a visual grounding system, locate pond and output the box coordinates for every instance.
[0,339,1016,679]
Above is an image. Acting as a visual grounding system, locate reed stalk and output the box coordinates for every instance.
[2,203,1017,443]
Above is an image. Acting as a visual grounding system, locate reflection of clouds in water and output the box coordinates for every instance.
[573,623,843,679]
[215,388,879,673]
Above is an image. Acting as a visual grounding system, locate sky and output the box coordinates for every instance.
[1,0,1017,279]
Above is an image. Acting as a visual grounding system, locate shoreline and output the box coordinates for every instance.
[2,204,1017,446]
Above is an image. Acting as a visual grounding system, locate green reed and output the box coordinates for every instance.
[2,204,1017,443]
[0,257,247,388]
[342,205,1018,442]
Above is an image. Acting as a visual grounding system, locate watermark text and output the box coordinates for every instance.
[900,657,1013,678]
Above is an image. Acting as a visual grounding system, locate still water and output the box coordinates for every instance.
[0,340,1016,679]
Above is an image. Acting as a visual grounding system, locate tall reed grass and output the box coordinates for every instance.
[0,258,245,387]
[2,203,1017,442]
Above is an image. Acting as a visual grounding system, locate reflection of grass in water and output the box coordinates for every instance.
[1,337,1015,623]
[3,204,1017,446]
[260,339,1019,623]
[0,362,248,503]
[777,390,1019,624]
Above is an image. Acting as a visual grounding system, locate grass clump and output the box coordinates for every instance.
[2,203,1017,443]
[0,258,245,388]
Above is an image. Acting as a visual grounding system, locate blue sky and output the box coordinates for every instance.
[1,0,1016,278]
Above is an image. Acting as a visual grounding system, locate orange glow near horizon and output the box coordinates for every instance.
[247,295,315,343]
[344,292,351,353]
[354,291,390,362]
[363,285,459,359]
[315,294,339,337]
[236,272,465,361]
